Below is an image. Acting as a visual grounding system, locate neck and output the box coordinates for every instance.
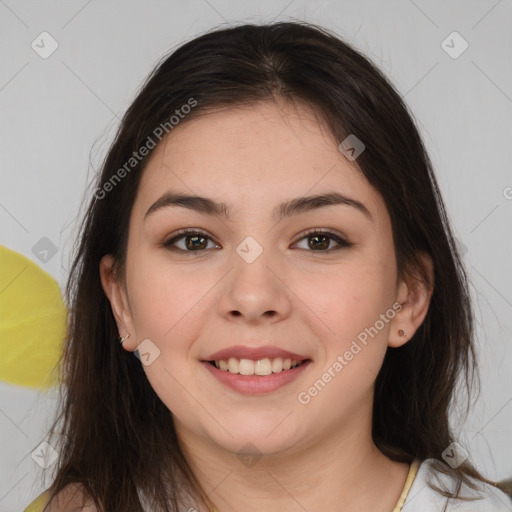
[175,406,410,512]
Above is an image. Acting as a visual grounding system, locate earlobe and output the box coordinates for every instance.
[99,255,136,350]
[388,252,434,348]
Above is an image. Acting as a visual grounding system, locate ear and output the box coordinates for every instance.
[99,254,137,351]
[388,252,434,348]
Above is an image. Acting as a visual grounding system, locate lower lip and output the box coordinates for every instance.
[201,360,312,395]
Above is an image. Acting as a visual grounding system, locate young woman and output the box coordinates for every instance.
[25,21,511,512]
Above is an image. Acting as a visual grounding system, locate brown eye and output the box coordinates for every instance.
[294,230,352,252]
[307,233,330,250]
[162,229,219,253]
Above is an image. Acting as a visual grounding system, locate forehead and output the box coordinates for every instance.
[133,101,385,221]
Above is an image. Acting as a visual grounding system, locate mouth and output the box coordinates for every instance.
[201,357,312,394]
[206,357,311,376]
[200,345,313,393]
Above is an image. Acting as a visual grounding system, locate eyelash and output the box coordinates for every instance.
[161,228,353,254]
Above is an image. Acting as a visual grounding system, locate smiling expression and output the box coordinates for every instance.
[101,99,416,456]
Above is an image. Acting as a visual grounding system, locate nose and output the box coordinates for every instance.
[217,246,292,325]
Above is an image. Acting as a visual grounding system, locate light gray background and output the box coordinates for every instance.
[1,1,511,511]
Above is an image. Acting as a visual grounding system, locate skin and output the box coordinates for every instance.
[100,99,433,512]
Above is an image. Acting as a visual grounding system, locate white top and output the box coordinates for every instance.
[401,458,512,511]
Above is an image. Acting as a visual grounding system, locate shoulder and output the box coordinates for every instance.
[402,458,512,511]
[24,484,99,512]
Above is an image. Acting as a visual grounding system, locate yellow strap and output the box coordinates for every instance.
[391,459,421,512]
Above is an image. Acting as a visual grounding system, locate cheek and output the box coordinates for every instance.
[124,252,210,416]
[297,267,396,415]
[300,247,397,392]
[301,257,396,340]
[125,249,209,345]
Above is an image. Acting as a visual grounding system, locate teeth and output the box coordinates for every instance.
[271,358,283,373]
[238,358,254,375]
[212,357,303,375]
[255,358,272,376]
[227,357,239,374]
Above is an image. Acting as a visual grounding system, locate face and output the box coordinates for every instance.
[101,100,424,460]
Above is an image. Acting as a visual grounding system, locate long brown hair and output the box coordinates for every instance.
[36,20,498,511]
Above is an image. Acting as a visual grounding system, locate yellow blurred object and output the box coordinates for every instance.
[23,490,50,512]
[0,245,66,389]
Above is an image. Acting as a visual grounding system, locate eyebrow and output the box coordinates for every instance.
[144,191,372,222]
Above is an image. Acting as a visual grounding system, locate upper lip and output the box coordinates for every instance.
[204,345,310,362]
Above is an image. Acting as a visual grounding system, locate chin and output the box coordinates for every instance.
[209,422,304,458]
